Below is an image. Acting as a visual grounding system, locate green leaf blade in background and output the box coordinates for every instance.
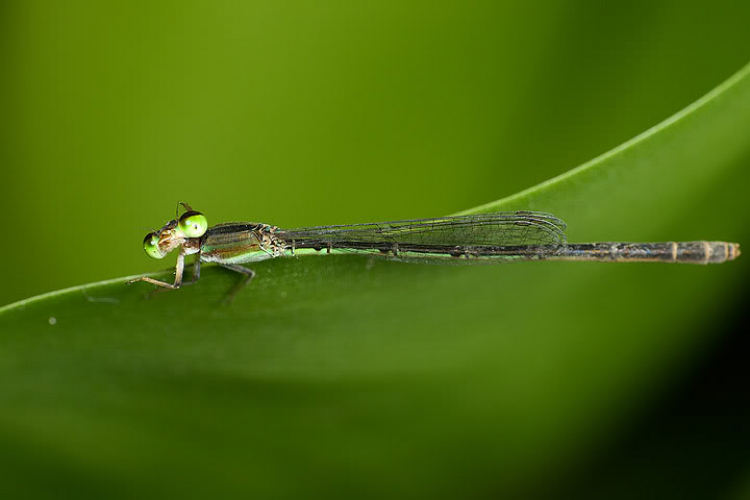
[2,61,749,499]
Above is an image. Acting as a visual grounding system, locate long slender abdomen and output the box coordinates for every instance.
[553,242,740,264]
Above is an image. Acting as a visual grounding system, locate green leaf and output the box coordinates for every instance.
[2,63,749,499]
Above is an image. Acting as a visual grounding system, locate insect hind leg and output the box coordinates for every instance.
[219,263,257,304]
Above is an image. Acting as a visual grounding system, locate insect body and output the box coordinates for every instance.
[129,203,740,302]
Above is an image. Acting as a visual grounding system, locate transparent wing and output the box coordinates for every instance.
[276,211,567,248]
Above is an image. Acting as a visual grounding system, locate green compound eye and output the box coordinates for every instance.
[179,211,208,238]
[143,233,165,259]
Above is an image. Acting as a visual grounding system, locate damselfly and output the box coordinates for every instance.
[129,203,740,301]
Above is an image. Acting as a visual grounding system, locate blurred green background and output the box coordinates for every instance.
[2,0,750,306]
[2,2,750,499]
